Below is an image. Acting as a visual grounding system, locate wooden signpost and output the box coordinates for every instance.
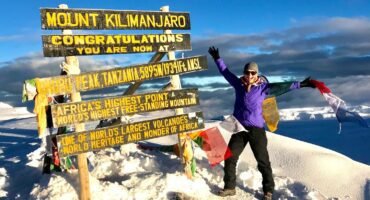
[42,34,191,57]
[51,88,200,127]
[27,4,205,200]
[41,8,190,30]
[57,112,204,157]
[161,5,189,176]
[28,56,207,96]
[56,4,90,200]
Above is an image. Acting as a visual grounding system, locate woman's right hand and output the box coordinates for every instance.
[208,46,220,60]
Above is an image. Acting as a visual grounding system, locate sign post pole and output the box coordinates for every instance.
[161,5,193,178]
[58,4,91,200]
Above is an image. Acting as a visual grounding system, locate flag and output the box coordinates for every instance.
[193,115,247,166]
[194,127,233,167]
[262,97,279,132]
[311,80,369,132]
[218,115,245,133]
[137,116,239,168]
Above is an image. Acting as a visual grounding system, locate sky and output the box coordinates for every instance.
[1,0,370,118]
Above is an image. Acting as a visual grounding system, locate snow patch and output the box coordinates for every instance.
[0,102,34,121]
[0,168,8,197]
[0,110,369,199]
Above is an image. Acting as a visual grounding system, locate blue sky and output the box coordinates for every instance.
[2,0,370,62]
[1,0,370,118]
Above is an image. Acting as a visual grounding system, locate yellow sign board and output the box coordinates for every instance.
[42,34,191,57]
[29,56,207,98]
[41,8,191,30]
[57,112,204,157]
[51,88,199,127]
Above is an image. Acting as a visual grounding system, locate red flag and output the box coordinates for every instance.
[310,80,331,94]
[198,127,232,167]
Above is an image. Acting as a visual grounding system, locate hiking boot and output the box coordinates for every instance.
[263,192,273,200]
[218,188,236,197]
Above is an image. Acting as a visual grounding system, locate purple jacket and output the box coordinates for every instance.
[215,58,300,128]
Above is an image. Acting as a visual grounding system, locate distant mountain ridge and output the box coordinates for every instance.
[1,101,370,122]
[279,105,370,121]
[0,102,34,121]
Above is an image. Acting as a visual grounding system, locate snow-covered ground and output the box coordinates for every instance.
[0,103,369,200]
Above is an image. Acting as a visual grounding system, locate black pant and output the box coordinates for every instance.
[223,126,275,193]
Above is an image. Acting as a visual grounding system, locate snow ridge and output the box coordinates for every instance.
[279,105,370,121]
[0,105,369,199]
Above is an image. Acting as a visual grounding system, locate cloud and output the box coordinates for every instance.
[186,17,370,79]
[197,89,234,119]
[181,17,370,116]
[193,75,370,119]
[0,54,103,94]
[1,17,370,119]
[0,52,156,95]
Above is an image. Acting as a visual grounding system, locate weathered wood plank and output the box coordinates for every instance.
[51,88,200,127]
[57,112,204,157]
[41,8,190,30]
[29,56,206,98]
[42,34,191,57]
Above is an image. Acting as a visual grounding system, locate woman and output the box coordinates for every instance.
[208,46,315,200]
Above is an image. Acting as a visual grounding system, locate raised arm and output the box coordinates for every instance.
[265,77,316,97]
[208,46,241,88]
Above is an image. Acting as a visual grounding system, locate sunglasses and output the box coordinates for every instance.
[244,71,257,75]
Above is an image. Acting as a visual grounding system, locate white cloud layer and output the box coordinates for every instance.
[1,17,369,117]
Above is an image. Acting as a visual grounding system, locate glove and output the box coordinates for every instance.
[300,76,316,88]
[208,46,220,60]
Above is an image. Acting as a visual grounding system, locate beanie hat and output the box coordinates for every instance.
[244,62,259,74]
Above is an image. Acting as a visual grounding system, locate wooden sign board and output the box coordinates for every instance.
[31,56,207,98]
[51,88,199,127]
[42,34,191,57]
[41,8,190,30]
[57,112,204,157]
